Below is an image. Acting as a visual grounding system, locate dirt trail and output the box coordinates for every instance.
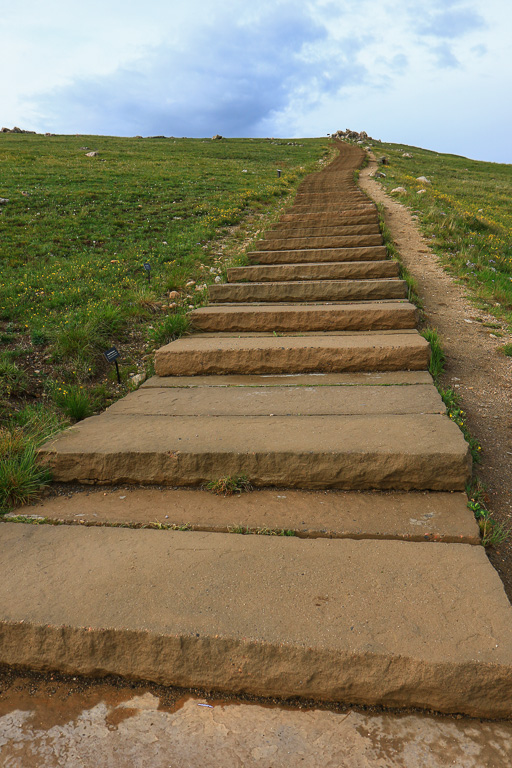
[359,157,512,599]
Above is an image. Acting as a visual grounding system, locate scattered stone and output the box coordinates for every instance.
[402,153,413,159]
[0,198,9,204]
[185,281,196,287]
[134,135,143,139]
[417,189,426,194]
[373,172,386,178]
[130,373,147,387]
[80,146,89,150]
[168,291,180,300]
[1,126,36,134]
[212,135,223,140]
[45,133,55,137]
[330,129,374,142]
[378,156,388,166]
[416,176,431,184]
[391,187,407,195]
[85,151,98,157]
[215,276,222,283]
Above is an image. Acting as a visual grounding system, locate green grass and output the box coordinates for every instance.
[206,474,253,496]
[0,133,327,513]
[372,143,512,331]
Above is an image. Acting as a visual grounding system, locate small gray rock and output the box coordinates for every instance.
[85,151,98,157]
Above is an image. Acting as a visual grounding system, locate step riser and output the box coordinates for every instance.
[258,235,383,250]
[281,208,375,220]
[155,343,429,376]
[209,280,407,303]
[269,224,380,237]
[190,306,417,333]
[41,449,468,490]
[248,246,388,264]
[227,262,399,283]
[268,224,381,238]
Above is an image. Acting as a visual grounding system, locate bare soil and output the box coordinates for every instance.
[360,157,512,600]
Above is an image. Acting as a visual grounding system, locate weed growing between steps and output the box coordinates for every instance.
[371,143,512,334]
[467,480,511,548]
[206,474,253,496]
[0,135,328,513]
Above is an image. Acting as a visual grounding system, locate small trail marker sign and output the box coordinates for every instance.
[104,346,121,383]
[144,262,151,283]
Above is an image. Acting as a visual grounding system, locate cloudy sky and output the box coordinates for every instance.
[2,0,510,162]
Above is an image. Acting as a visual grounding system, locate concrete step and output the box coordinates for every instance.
[106,381,446,417]
[258,234,383,250]
[247,246,388,264]
[226,261,399,284]
[39,412,469,489]
[14,488,480,545]
[289,202,372,213]
[154,331,429,376]
[269,223,380,237]
[190,301,417,333]
[280,209,375,223]
[267,223,381,238]
[208,279,406,303]
[3,526,509,717]
[142,371,434,388]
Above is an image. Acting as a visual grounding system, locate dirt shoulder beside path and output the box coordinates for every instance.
[360,156,512,600]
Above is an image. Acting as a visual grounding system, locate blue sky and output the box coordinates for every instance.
[2,0,510,162]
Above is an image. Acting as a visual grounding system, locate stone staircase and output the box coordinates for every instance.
[2,141,511,719]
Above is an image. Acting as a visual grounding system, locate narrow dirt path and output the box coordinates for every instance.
[360,157,512,600]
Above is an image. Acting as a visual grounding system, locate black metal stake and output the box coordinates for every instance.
[144,262,151,284]
[277,169,281,178]
[114,360,121,384]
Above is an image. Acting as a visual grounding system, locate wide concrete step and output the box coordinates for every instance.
[3,526,509,717]
[190,301,417,333]
[39,412,469,489]
[17,487,479,545]
[106,381,445,417]
[280,209,375,223]
[289,202,372,213]
[154,332,429,375]
[227,261,399,283]
[258,234,383,251]
[247,246,388,264]
[209,279,406,303]
[267,223,380,238]
[269,223,380,237]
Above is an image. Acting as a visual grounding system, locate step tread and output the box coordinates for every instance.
[106,382,445,417]
[1,525,509,717]
[14,488,479,544]
[209,279,407,304]
[226,261,399,282]
[142,371,434,387]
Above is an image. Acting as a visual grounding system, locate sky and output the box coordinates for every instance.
[2,0,510,163]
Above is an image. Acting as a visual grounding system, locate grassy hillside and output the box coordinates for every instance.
[0,134,327,511]
[374,142,512,332]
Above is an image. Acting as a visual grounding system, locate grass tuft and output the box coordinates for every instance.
[421,328,445,380]
[206,474,253,496]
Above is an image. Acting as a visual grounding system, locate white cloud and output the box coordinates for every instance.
[1,0,510,162]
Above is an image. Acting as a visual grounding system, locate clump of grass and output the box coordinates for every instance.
[375,204,422,307]
[467,480,511,547]
[0,405,65,514]
[499,343,512,357]
[149,312,190,347]
[421,328,445,380]
[206,474,253,496]
[0,356,28,398]
[0,445,52,513]
[51,383,94,422]
[440,387,482,462]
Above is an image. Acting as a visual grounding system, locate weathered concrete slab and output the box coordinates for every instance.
[142,371,434,388]
[14,489,479,544]
[247,245,388,264]
[39,412,470,489]
[268,224,380,238]
[190,301,417,333]
[280,210,375,223]
[269,222,380,237]
[227,261,399,284]
[154,332,429,376]
[258,234,383,250]
[1,525,510,717]
[209,279,406,303]
[105,382,445,417]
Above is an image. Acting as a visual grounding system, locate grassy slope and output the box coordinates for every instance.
[374,142,512,330]
[0,134,327,511]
